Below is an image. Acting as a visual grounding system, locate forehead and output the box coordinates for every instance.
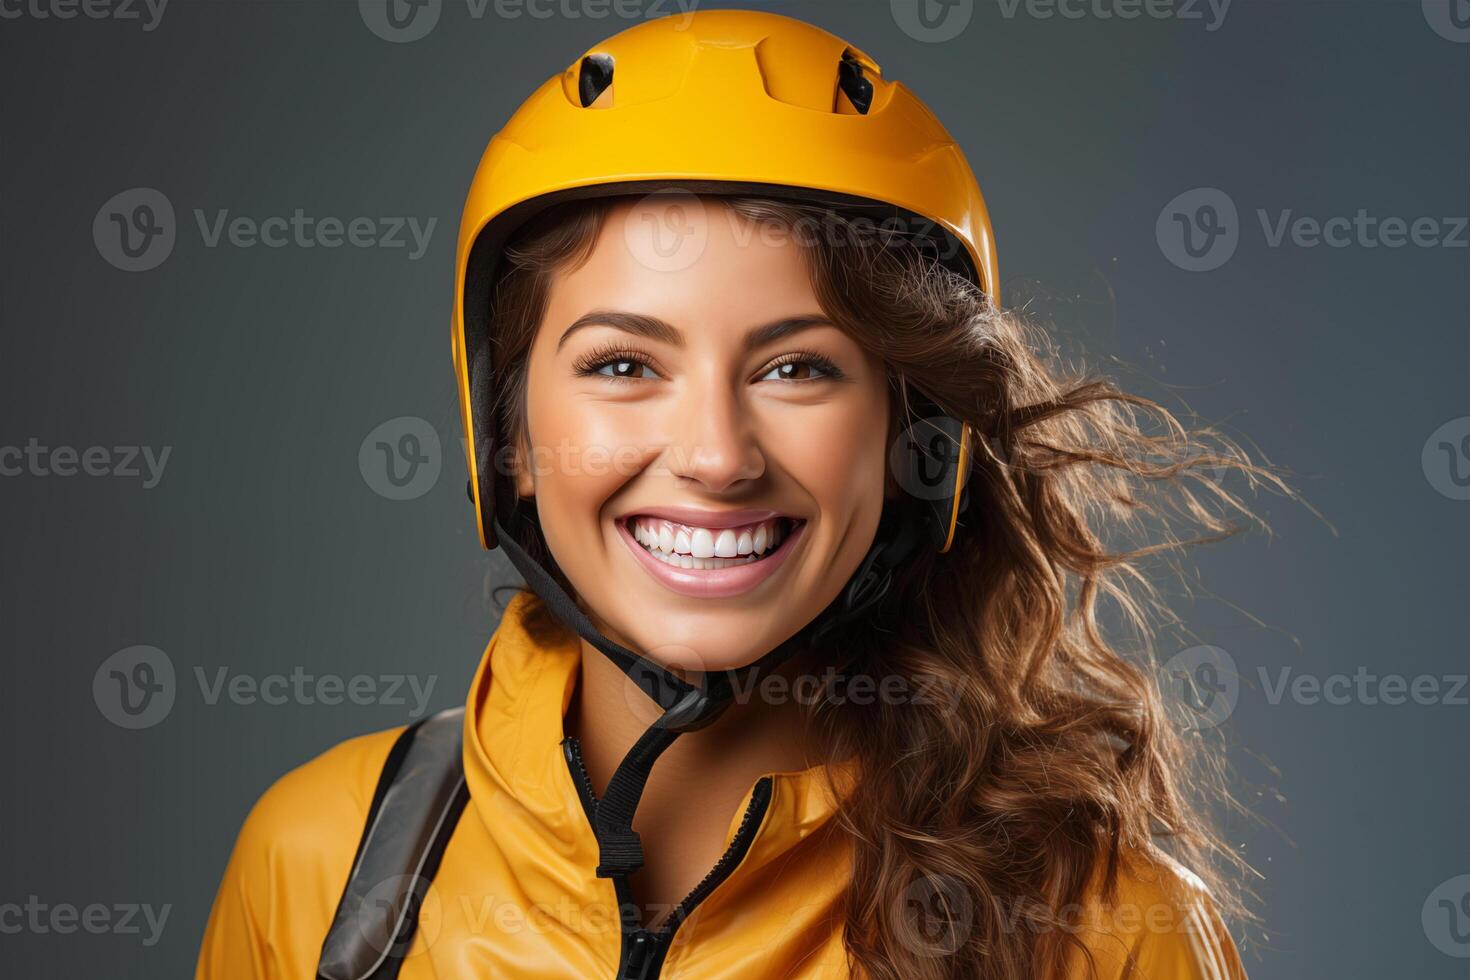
[539,196,823,347]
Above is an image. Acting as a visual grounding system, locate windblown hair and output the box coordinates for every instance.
[484,194,1284,979]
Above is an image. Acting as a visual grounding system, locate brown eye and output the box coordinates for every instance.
[771,362,815,380]
[756,353,844,383]
[572,345,660,382]
[596,358,647,379]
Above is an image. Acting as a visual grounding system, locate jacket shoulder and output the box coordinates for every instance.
[196,725,408,980]
[1068,849,1248,980]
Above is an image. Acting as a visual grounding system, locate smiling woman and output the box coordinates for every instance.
[197,10,1281,980]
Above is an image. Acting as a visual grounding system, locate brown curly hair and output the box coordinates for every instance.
[484,192,1286,979]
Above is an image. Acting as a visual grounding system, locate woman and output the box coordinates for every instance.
[199,10,1268,979]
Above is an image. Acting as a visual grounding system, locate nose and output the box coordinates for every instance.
[662,383,765,494]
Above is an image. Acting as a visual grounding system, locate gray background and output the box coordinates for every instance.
[1,0,1466,976]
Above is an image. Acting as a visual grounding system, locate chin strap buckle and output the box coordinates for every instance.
[595,826,646,879]
[655,685,730,733]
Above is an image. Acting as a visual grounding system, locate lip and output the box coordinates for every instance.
[614,505,785,529]
[614,515,807,599]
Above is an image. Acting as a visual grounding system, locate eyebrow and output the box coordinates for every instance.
[556,311,836,353]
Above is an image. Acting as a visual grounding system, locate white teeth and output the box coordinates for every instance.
[627,515,797,568]
[645,548,760,570]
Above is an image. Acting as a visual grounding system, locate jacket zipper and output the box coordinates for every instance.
[561,736,775,980]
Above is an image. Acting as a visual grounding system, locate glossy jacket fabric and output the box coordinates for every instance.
[197,590,1248,979]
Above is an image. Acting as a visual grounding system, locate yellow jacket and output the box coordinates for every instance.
[197,590,1247,979]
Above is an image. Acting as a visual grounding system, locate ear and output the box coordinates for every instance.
[511,437,536,501]
[883,409,904,502]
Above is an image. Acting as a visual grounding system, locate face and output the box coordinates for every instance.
[513,195,892,673]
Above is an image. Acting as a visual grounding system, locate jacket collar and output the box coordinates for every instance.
[460,589,856,893]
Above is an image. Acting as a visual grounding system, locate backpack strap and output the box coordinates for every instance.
[317,706,470,980]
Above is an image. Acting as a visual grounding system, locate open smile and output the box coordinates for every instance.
[613,510,807,599]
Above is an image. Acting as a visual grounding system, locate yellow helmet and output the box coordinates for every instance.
[452,7,997,551]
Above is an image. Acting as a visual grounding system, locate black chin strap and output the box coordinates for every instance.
[490,503,924,880]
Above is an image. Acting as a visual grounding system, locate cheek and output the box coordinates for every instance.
[766,397,890,516]
[524,391,651,548]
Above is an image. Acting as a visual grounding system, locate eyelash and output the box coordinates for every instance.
[571,343,846,384]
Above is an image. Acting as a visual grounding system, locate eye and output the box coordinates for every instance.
[756,352,845,383]
[572,345,659,382]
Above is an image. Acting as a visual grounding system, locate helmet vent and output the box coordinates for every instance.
[837,50,873,115]
[578,53,614,108]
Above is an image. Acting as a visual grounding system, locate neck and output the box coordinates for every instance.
[567,636,820,796]
[565,632,823,927]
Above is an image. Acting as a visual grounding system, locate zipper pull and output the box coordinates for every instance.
[619,929,658,980]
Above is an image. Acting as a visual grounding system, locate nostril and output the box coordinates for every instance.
[578,53,614,108]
